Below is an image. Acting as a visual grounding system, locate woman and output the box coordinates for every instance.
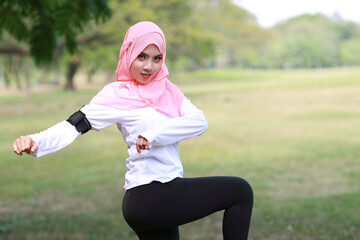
[13,21,253,240]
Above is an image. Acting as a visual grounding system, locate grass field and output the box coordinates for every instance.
[1,68,359,239]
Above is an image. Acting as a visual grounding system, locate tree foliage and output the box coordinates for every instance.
[76,0,216,76]
[270,14,360,68]
[0,0,111,65]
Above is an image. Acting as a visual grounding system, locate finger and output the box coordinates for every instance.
[136,144,140,153]
[13,140,20,155]
[17,136,30,155]
[144,140,150,150]
[15,142,23,156]
[16,139,25,155]
[140,138,146,148]
[20,137,29,154]
[142,140,149,150]
[31,141,38,153]
[24,137,32,154]
[136,139,141,154]
[20,136,29,153]
[140,137,150,150]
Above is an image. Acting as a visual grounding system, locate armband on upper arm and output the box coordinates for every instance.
[66,110,92,134]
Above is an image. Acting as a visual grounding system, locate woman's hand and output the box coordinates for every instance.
[13,136,38,156]
[136,135,150,154]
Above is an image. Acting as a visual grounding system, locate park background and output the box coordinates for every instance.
[0,0,359,239]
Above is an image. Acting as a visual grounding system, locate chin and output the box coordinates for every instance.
[136,80,150,85]
[137,78,153,85]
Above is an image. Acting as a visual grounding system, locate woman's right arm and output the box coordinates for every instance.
[12,104,122,158]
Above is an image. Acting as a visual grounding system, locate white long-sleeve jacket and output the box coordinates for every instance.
[29,98,208,189]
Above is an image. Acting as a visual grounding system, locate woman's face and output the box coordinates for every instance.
[130,44,163,85]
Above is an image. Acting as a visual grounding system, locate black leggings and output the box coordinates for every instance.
[122,176,253,240]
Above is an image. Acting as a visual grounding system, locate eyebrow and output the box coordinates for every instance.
[140,52,163,57]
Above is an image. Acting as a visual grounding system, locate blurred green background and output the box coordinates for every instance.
[1,0,360,91]
[1,0,360,239]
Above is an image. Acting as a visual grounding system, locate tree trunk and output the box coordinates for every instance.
[65,54,80,90]
[24,64,32,97]
[3,71,10,89]
[11,55,22,90]
[87,67,96,84]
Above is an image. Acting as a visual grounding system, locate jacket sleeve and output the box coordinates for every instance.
[140,98,208,146]
[28,104,121,157]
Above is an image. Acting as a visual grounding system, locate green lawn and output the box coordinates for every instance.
[1,68,359,239]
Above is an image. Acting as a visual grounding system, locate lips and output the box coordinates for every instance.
[141,73,152,79]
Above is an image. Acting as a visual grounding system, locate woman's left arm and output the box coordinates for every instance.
[140,99,208,146]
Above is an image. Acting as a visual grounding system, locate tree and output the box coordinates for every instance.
[189,0,271,68]
[0,0,111,65]
[77,0,215,78]
[0,0,112,90]
[271,14,337,68]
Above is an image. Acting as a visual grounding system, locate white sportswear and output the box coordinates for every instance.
[28,98,208,190]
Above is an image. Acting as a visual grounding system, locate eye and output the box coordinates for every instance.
[154,56,162,62]
[138,53,146,60]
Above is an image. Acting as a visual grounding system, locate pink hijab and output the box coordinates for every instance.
[90,21,184,118]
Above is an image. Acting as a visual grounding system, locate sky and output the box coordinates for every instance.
[235,0,360,28]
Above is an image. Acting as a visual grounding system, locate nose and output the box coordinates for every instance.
[143,60,153,72]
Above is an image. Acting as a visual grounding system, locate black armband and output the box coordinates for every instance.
[66,110,92,134]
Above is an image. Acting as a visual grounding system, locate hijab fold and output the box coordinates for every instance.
[90,21,184,118]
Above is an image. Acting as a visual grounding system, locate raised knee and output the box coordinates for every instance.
[233,177,254,205]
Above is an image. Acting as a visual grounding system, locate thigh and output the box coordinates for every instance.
[122,176,252,230]
[169,176,252,225]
